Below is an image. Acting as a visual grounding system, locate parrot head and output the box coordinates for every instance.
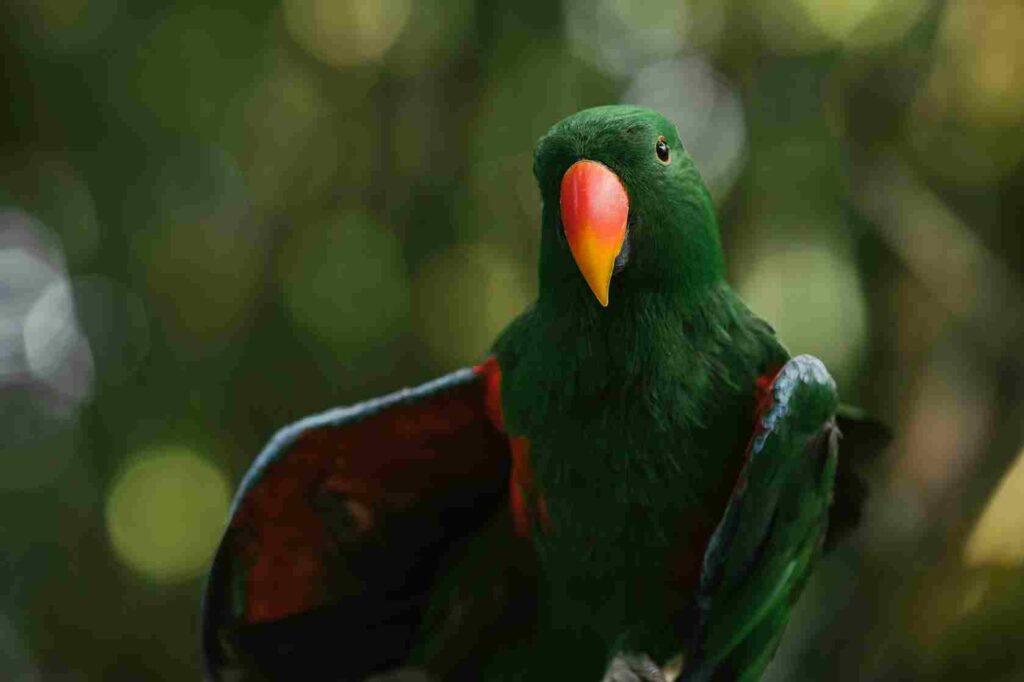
[533,105,726,308]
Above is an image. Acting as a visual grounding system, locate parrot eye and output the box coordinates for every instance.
[655,137,670,164]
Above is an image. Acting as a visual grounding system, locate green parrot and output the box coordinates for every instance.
[202,105,886,681]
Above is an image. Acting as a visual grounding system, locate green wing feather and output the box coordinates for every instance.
[683,355,840,682]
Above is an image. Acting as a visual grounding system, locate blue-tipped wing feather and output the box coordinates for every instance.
[684,356,841,682]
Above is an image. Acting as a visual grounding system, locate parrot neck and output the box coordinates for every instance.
[495,282,775,440]
[493,281,784,611]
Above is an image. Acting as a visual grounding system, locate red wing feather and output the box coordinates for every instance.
[202,361,520,679]
[234,364,508,622]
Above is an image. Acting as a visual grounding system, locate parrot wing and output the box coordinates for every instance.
[202,359,526,681]
[682,355,841,682]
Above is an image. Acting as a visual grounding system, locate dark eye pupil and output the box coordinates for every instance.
[656,139,670,162]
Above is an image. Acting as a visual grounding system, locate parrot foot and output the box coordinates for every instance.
[603,653,668,682]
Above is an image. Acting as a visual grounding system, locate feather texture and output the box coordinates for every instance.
[201,105,883,681]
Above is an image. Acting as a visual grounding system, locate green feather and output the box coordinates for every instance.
[490,106,806,678]
[203,105,867,682]
[685,357,840,680]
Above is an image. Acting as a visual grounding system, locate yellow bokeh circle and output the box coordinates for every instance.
[106,447,231,583]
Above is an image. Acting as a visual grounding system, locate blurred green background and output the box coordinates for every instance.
[1,0,1022,679]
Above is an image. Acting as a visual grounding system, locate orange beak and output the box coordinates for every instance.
[559,160,629,307]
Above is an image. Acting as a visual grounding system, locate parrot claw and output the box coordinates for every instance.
[603,653,668,682]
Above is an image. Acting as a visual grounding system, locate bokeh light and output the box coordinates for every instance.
[563,0,725,77]
[906,0,1024,185]
[106,447,231,584]
[0,208,93,404]
[412,243,533,367]
[755,0,929,54]
[283,0,413,68]
[735,236,868,385]
[280,211,411,355]
[0,211,88,492]
[0,217,61,384]
[622,58,747,201]
[965,447,1024,567]
[932,0,1024,129]
[22,280,94,402]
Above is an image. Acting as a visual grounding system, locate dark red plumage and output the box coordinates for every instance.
[219,362,513,627]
